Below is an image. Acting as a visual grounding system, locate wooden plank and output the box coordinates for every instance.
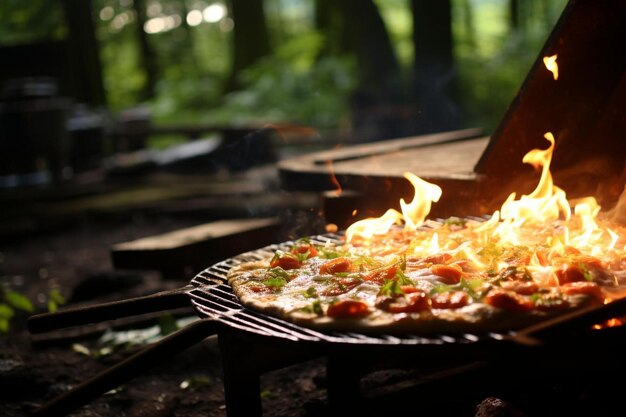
[310,127,483,165]
[278,134,525,219]
[278,130,488,193]
[111,218,281,278]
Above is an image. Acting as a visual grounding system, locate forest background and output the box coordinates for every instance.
[1,0,567,150]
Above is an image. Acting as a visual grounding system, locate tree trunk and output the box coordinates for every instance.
[61,0,106,106]
[315,0,342,56]
[332,0,399,92]
[315,0,403,140]
[178,0,196,62]
[510,0,520,31]
[132,0,158,101]
[227,0,271,90]
[411,0,459,133]
[459,0,476,48]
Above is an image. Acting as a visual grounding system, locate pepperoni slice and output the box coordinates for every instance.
[500,280,539,295]
[560,281,604,302]
[430,264,463,284]
[319,257,352,275]
[291,244,318,258]
[376,290,431,314]
[363,265,397,283]
[326,300,370,318]
[270,256,301,270]
[484,289,534,312]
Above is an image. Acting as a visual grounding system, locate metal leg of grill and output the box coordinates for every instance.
[219,331,263,417]
[218,330,327,417]
[326,353,363,410]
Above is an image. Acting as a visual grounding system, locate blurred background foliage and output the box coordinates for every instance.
[0,0,568,144]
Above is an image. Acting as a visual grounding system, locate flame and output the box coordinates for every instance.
[327,161,342,197]
[593,317,624,330]
[478,132,615,259]
[492,132,571,244]
[340,129,626,326]
[400,172,442,230]
[543,54,559,80]
[345,133,606,248]
[345,208,402,242]
[345,172,441,242]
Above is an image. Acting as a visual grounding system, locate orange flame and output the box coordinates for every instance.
[345,133,615,261]
[400,172,442,230]
[543,54,559,80]
[327,161,342,197]
[479,132,613,255]
[341,130,626,321]
[345,172,441,242]
[345,208,402,242]
[492,132,571,244]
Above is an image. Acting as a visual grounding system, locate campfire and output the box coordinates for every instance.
[345,132,625,302]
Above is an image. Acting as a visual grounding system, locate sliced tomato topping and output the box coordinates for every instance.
[564,245,581,255]
[560,281,604,302]
[319,257,352,275]
[555,264,586,285]
[423,253,453,265]
[572,254,604,269]
[326,299,370,318]
[270,256,302,270]
[484,289,534,312]
[535,250,549,267]
[363,265,398,284]
[339,277,361,288]
[320,277,361,296]
[431,291,470,309]
[376,290,430,313]
[291,244,318,258]
[430,264,463,284]
[401,285,420,294]
[450,259,477,273]
[500,280,539,295]
[387,291,431,313]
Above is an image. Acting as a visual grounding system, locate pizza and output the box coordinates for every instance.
[226,216,626,335]
[227,133,626,335]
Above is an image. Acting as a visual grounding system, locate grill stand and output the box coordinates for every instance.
[219,330,326,417]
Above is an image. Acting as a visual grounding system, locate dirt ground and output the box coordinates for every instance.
[0,208,339,417]
[0,156,337,417]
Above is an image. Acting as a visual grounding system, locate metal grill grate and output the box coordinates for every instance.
[187,231,513,346]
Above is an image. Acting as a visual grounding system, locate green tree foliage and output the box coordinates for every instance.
[452,0,568,132]
[2,0,569,138]
[204,32,357,131]
[0,0,66,45]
